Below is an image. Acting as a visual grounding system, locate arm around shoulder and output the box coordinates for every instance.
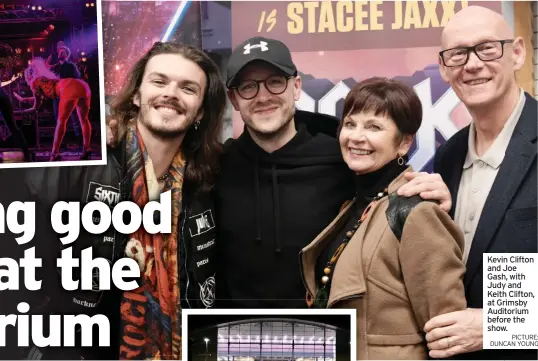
[399,201,467,328]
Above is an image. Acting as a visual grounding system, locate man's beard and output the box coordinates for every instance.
[138,104,191,140]
[138,101,192,140]
[141,119,187,140]
[248,105,295,140]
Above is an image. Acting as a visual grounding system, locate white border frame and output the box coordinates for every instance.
[182,308,357,361]
[0,0,107,169]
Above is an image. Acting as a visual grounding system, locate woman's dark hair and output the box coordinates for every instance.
[109,42,227,192]
[340,77,423,138]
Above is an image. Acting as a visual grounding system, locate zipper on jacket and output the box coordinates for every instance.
[116,180,130,260]
[181,206,191,308]
[112,180,122,261]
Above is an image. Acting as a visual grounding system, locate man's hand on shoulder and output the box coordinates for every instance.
[397,171,452,213]
[107,118,118,147]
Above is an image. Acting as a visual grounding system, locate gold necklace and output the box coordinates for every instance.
[157,173,169,182]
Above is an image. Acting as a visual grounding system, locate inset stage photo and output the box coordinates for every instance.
[0,0,105,167]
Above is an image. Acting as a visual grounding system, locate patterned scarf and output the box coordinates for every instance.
[119,125,185,360]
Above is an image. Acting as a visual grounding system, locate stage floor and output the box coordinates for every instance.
[0,145,102,163]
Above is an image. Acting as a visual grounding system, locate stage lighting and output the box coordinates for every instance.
[85,3,89,7]
[81,51,86,56]
[27,47,32,53]
[162,1,191,42]
[91,3,95,7]
[37,6,42,10]
[31,6,35,10]
[15,48,21,54]
[82,57,87,62]
[39,47,44,52]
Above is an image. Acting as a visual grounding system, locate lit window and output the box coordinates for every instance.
[217,321,338,360]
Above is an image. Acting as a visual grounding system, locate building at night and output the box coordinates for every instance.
[187,314,351,361]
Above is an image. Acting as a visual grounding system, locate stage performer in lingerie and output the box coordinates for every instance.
[0,43,30,162]
[13,57,92,161]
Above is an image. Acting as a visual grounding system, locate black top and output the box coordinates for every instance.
[315,158,408,284]
[216,110,354,308]
[52,60,81,79]
[0,139,218,360]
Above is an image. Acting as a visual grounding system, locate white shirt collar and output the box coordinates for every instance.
[463,89,526,169]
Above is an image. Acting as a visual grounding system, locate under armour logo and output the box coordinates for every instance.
[243,41,268,54]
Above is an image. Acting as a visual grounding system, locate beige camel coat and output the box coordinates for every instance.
[300,168,467,360]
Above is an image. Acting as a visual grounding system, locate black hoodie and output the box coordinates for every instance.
[215,110,354,308]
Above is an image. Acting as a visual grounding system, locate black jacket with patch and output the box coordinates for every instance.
[1,140,216,360]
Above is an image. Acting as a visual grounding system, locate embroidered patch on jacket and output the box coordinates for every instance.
[188,210,215,237]
[199,274,216,308]
[86,181,120,207]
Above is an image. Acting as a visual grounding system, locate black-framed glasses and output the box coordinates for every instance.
[439,39,514,67]
[233,74,294,100]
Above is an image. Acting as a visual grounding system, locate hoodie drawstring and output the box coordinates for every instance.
[254,156,262,244]
[272,164,281,253]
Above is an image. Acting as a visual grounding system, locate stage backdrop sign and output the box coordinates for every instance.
[230,0,502,172]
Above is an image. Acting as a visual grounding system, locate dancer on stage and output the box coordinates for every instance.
[14,57,92,161]
[47,42,82,138]
[0,43,31,162]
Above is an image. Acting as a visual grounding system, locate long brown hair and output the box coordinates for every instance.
[109,42,226,193]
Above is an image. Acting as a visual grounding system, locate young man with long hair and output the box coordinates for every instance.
[3,41,226,360]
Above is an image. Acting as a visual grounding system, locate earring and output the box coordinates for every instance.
[194,120,200,130]
[397,155,405,166]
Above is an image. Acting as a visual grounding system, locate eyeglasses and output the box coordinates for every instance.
[439,39,514,67]
[233,74,294,100]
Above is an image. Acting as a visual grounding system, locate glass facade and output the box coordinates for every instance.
[217,321,336,361]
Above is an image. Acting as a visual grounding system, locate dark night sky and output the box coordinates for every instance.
[188,314,351,332]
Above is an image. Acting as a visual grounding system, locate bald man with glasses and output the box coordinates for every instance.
[424,6,537,360]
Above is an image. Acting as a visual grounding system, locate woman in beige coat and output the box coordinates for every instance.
[300,77,467,360]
